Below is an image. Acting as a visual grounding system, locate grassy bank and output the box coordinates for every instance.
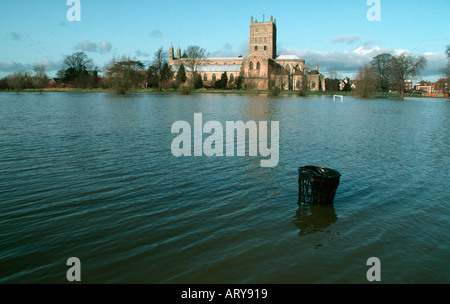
[0,88,444,99]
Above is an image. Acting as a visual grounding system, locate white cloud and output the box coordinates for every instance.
[353,46,386,56]
[33,59,61,72]
[422,51,448,79]
[223,43,233,51]
[209,40,248,57]
[75,40,112,53]
[136,50,151,57]
[280,46,392,76]
[393,49,410,56]
[332,35,360,44]
[97,40,112,53]
[0,59,60,73]
[10,32,22,41]
[279,46,447,81]
[75,40,97,52]
[0,61,29,72]
[150,30,162,38]
[363,39,379,46]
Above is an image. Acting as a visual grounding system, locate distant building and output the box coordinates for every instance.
[48,78,59,85]
[404,79,413,91]
[169,16,325,91]
[414,80,436,93]
[339,77,353,91]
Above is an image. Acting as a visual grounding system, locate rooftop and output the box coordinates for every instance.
[172,64,242,73]
[276,55,301,60]
[174,57,244,61]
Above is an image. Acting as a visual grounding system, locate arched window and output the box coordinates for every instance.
[255,46,258,51]
[230,73,234,82]
[212,74,216,82]
[203,74,207,82]
[264,46,267,51]
[257,62,261,70]
[311,81,316,89]
[249,62,253,70]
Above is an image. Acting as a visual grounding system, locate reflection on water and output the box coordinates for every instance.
[293,203,338,236]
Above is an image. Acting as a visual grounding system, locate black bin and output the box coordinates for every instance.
[298,166,341,205]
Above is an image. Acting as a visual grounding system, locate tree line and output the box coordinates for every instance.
[0,45,214,95]
[2,45,449,97]
[0,65,52,94]
[355,46,449,99]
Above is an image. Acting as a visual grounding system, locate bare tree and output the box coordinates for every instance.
[370,53,392,92]
[33,64,49,94]
[355,64,376,98]
[435,78,449,94]
[389,53,427,100]
[296,75,309,97]
[151,47,168,91]
[63,51,93,72]
[58,52,94,88]
[434,45,450,95]
[327,66,340,92]
[445,45,450,79]
[184,45,207,79]
[7,71,27,94]
[105,56,145,95]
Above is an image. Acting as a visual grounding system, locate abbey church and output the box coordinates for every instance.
[169,16,325,91]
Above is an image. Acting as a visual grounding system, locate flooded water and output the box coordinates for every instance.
[0,92,448,283]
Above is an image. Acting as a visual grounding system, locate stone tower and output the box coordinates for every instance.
[177,45,181,58]
[249,15,277,59]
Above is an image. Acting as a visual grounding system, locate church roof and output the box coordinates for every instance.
[174,57,243,62]
[197,65,241,72]
[204,57,244,61]
[276,55,301,60]
[171,64,241,73]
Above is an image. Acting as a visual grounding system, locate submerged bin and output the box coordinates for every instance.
[298,166,341,205]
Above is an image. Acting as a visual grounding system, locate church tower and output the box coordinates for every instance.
[169,43,174,65]
[249,15,277,59]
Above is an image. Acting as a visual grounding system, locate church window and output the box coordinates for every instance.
[249,62,253,70]
[255,46,258,51]
[311,81,316,89]
[257,62,261,70]
[264,46,267,50]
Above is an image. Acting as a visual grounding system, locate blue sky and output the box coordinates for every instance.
[0,0,449,81]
